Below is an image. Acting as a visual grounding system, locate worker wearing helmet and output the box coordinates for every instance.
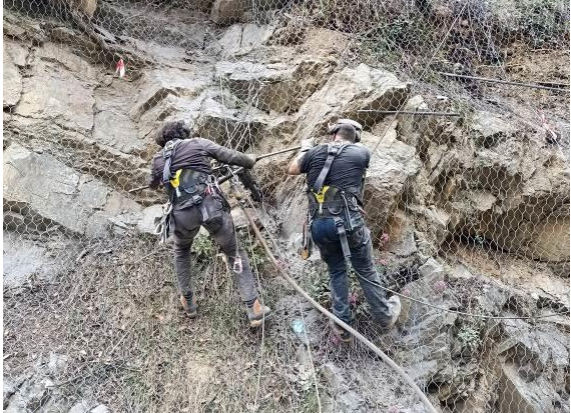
[287,119,401,342]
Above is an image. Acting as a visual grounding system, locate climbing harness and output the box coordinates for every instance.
[155,139,224,241]
[306,142,363,262]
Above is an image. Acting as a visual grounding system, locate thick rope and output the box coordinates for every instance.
[239,206,439,413]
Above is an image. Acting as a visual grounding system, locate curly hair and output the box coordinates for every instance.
[155,120,191,147]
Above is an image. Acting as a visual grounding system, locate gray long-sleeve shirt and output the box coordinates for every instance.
[148,137,255,189]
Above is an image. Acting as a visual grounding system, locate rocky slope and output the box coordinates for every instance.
[3,1,569,412]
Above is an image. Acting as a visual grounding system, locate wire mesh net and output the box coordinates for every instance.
[3,0,570,412]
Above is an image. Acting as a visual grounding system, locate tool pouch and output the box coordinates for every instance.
[300,217,313,260]
[200,193,225,233]
[155,202,173,244]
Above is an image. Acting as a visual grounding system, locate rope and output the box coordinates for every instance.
[354,271,569,321]
[237,204,439,413]
[438,72,570,92]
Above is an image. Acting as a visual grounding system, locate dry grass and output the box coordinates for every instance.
[3,234,310,412]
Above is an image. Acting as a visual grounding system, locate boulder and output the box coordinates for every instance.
[129,68,211,121]
[194,98,269,150]
[137,204,163,234]
[470,111,518,148]
[216,59,336,113]
[361,129,422,235]
[3,236,59,288]
[3,144,142,237]
[218,24,275,55]
[295,63,410,141]
[210,0,244,25]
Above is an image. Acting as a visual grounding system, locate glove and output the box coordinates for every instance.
[300,138,316,152]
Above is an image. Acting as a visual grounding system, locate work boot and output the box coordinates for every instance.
[180,295,197,319]
[247,299,271,328]
[379,295,402,332]
[331,321,353,343]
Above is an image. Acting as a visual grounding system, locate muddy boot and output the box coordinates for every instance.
[247,299,271,328]
[380,295,401,332]
[180,295,197,319]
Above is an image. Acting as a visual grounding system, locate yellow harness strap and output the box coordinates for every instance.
[170,169,183,188]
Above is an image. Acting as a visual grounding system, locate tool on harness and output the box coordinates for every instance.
[155,201,173,244]
[308,142,359,262]
[300,218,313,260]
[153,140,183,242]
[162,139,182,196]
[155,139,220,241]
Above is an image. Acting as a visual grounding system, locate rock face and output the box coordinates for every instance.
[497,319,569,413]
[216,59,336,113]
[2,5,569,413]
[210,0,244,25]
[217,23,275,56]
[3,41,27,108]
[361,129,422,237]
[295,63,411,141]
[3,144,142,237]
[447,119,570,265]
[15,58,95,133]
[3,236,63,288]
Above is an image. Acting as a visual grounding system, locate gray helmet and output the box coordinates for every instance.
[328,118,363,142]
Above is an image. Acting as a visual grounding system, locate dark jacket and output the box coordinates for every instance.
[148,137,255,189]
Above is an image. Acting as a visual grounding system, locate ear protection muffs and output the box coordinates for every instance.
[328,118,363,142]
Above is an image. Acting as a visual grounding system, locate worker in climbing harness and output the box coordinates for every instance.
[287,119,401,342]
[148,120,271,328]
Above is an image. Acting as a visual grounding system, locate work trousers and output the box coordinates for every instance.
[171,193,258,304]
[311,217,392,326]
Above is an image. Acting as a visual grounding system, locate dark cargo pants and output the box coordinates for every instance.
[310,217,392,326]
[171,193,258,304]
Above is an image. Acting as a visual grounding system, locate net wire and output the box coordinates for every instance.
[3,0,569,412]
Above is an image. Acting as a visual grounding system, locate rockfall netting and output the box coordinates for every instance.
[3,0,570,412]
